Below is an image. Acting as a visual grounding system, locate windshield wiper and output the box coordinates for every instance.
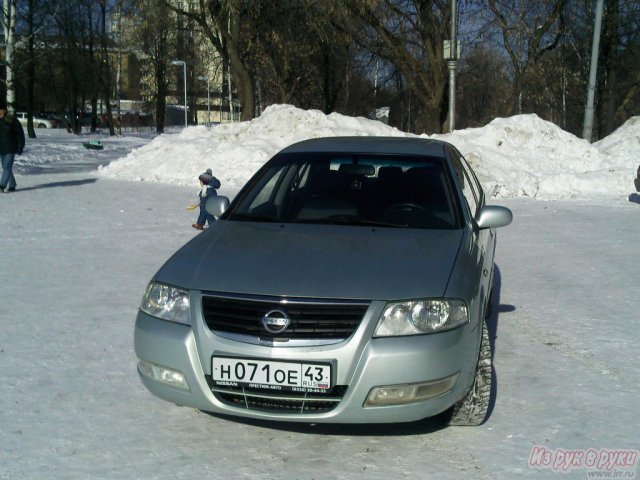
[228,213,281,223]
[295,216,408,228]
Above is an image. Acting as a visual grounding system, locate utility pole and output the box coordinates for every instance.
[446,0,458,133]
[582,0,604,142]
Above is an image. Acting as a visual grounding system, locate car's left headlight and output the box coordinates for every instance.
[140,282,191,325]
[374,299,468,337]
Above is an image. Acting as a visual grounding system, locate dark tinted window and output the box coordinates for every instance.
[228,153,461,229]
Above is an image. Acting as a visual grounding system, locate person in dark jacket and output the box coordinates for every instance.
[0,101,26,193]
[192,168,221,230]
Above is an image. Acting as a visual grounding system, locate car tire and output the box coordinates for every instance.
[448,318,492,426]
[37,123,47,128]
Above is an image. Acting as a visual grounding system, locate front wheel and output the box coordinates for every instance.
[448,319,492,426]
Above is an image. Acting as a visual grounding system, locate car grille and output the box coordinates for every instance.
[206,376,348,414]
[201,293,370,341]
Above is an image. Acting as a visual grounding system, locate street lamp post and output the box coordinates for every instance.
[583,0,604,142]
[448,0,457,132]
[171,60,187,128]
[198,75,210,126]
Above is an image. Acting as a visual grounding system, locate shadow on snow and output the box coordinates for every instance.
[12,178,97,192]
[485,264,515,422]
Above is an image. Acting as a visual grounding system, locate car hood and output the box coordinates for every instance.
[156,221,464,300]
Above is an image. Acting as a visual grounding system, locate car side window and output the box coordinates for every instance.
[450,150,479,218]
[460,155,485,209]
[460,158,484,215]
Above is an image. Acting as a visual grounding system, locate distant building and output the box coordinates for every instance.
[110,1,240,125]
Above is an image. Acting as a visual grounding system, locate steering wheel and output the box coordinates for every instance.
[381,203,429,216]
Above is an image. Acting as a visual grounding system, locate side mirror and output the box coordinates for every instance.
[475,205,513,230]
[205,196,230,217]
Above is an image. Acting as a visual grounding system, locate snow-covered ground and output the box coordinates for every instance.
[1,109,639,479]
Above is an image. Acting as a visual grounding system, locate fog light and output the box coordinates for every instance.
[364,374,459,407]
[138,360,190,391]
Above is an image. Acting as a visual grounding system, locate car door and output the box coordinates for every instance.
[448,148,495,313]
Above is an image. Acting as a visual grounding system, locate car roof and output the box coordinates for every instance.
[280,136,448,157]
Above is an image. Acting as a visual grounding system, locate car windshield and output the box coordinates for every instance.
[226,152,461,229]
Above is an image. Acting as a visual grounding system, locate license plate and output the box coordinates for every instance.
[212,356,332,392]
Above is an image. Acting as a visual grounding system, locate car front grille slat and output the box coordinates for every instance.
[206,376,348,414]
[201,293,369,341]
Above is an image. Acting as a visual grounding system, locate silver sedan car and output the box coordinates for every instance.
[134,137,512,426]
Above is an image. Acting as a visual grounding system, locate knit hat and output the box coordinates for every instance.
[199,168,213,185]
[0,99,6,110]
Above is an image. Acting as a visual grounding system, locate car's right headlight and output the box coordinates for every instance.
[140,282,190,325]
[374,299,468,337]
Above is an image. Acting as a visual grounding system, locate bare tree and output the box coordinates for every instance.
[611,0,640,125]
[99,0,115,135]
[163,0,255,121]
[486,0,567,115]
[55,2,92,133]
[594,0,640,137]
[135,0,175,132]
[80,0,100,133]
[332,0,455,134]
[18,0,67,121]
[457,44,511,127]
[24,0,37,137]
[247,1,351,114]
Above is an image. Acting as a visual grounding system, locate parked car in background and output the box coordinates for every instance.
[16,112,54,129]
[134,136,513,426]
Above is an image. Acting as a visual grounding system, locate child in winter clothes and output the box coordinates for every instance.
[192,168,221,230]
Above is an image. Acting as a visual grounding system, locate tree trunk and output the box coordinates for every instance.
[26,0,36,138]
[166,1,255,121]
[155,87,166,133]
[3,0,16,111]
[224,11,253,120]
[100,1,115,136]
[155,63,167,133]
[229,41,255,121]
[601,0,619,137]
[88,5,98,133]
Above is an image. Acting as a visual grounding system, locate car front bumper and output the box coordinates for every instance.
[134,299,482,424]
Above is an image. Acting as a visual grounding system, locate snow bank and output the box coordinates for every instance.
[434,114,632,200]
[99,104,640,200]
[594,116,640,165]
[98,104,409,193]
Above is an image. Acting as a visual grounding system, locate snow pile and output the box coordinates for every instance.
[434,114,630,199]
[98,104,408,193]
[99,104,640,200]
[594,116,640,164]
